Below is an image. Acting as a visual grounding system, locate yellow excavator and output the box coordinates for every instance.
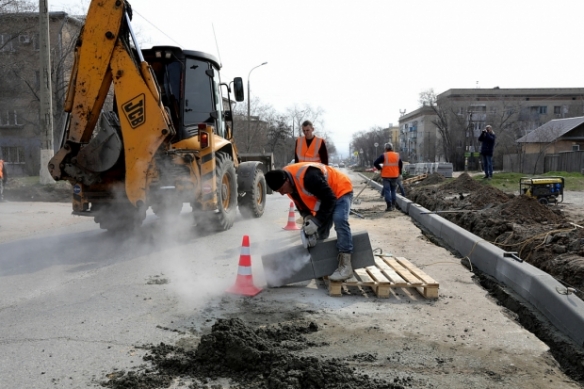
[48,0,271,231]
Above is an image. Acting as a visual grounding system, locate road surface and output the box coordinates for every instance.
[0,170,580,388]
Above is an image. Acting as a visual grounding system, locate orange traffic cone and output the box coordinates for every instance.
[226,235,262,296]
[283,202,301,230]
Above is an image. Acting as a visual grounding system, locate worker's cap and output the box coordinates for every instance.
[265,170,287,191]
[384,142,393,151]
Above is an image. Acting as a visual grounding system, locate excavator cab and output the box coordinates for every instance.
[142,46,243,143]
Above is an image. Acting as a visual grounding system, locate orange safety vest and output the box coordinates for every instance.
[0,160,4,179]
[381,152,400,178]
[295,136,323,162]
[284,162,352,215]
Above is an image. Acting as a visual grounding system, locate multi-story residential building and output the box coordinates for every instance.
[399,88,584,169]
[0,12,82,176]
[398,105,438,163]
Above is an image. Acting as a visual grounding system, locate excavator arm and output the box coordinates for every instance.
[48,0,174,206]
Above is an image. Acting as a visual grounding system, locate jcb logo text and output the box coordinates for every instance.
[122,94,145,128]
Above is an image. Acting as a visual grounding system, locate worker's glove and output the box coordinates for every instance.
[303,216,320,236]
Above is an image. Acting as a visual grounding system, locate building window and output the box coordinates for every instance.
[1,146,25,164]
[473,122,485,131]
[0,110,22,126]
[0,33,14,52]
[469,105,486,113]
[530,106,547,114]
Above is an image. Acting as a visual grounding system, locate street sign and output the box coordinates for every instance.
[374,142,379,147]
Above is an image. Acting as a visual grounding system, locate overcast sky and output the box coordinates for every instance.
[49,0,584,157]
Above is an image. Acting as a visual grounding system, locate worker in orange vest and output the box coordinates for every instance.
[265,162,354,281]
[0,158,6,201]
[294,120,329,164]
[373,142,403,212]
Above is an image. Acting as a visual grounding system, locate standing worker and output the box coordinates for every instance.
[265,162,354,281]
[295,120,329,165]
[479,125,496,179]
[373,142,403,212]
[0,157,6,201]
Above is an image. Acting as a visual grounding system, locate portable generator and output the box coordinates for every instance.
[519,176,564,205]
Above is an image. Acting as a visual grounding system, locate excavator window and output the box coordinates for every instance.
[183,58,215,129]
[150,60,183,140]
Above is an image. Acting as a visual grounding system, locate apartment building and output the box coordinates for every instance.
[399,88,584,169]
[0,12,82,176]
[398,104,439,163]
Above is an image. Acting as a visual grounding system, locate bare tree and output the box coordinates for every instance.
[287,104,325,139]
[349,126,388,167]
[419,89,467,169]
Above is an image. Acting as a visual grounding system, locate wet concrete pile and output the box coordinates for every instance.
[101,318,408,389]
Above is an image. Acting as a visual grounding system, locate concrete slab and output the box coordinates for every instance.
[261,231,375,287]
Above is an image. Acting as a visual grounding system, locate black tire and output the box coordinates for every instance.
[238,169,266,219]
[212,152,238,231]
[538,197,549,205]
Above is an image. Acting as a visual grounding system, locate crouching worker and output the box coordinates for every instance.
[265,162,354,281]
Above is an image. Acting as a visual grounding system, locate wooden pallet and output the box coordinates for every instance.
[403,174,428,184]
[324,256,439,299]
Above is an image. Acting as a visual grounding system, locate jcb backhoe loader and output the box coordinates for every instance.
[48,0,270,231]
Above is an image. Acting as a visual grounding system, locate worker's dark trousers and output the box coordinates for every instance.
[382,178,398,206]
[316,192,353,254]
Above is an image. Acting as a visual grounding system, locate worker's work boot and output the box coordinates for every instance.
[329,253,353,281]
[385,202,393,212]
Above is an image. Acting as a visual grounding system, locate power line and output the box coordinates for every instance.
[131,9,183,48]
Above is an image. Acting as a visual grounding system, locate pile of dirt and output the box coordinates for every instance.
[416,172,445,186]
[101,318,407,389]
[407,173,584,295]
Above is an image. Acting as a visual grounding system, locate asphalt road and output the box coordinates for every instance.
[1,172,581,388]
[0,196,298,388]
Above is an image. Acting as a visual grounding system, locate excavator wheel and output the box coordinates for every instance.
[213,152,238,230]
[238,168,266,218]
[192,152,238,232]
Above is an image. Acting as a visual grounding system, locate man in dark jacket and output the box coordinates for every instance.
[478,125,496,179]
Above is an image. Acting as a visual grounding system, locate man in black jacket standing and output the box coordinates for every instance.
[479,125,496,179]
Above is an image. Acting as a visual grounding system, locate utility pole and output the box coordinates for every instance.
[246,62,267,148]
[39,0,55,184]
